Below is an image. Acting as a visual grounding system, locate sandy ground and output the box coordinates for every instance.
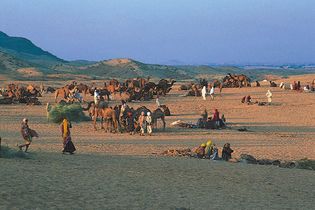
[1,153,315,209]
[1,74,315,209]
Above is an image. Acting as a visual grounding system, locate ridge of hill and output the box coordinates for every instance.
[1,31,315,81]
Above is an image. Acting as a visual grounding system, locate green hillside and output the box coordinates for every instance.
[0,31,65,67]
[1,31,315,81]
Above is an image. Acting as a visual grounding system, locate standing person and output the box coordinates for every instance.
[146,112,153,136]
[212,109,220,128]
[94,89,100,106]
[138,112,146,136]
[126,112,135,135]
[266,90,272,104]
[209,86,215,100]
[60,118,76,154]
[156,96,161,107]
[201,86,207,100]
[297,81,301,90]
[18,118,38,152]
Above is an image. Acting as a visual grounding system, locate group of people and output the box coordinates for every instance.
[193,140,234,161]
[201,85,215,101]
[18,118,76,154]
[197,109,226,129]
[138,111,153,136]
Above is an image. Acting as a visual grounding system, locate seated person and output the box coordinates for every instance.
[304,85,310,92]
[241,96,246,103]
[195,143,206,159]
[210,144,219,160]
[222,143,234,161]
[204,140,213,159]
[245,95,252,104]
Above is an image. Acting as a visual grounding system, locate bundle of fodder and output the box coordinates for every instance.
[0,146,29,159]
[48,103,89,123]
[161,148,192,157]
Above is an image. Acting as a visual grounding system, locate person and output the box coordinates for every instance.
[60,118,76,154]
[209,86,215,100]
[146,112,153,136]
[210,144,219,160]
[74,88,83,103]
[245,95,252,104]
[297,81,301,90]
[156,96,161,107]
[220,114,227,127]
[204,140,213,159]
[138,111,146,136]
[222,143,233,161]
[304,85,310,92]
[94,89,100,106]
[241,96,246,103]
[266,90,272,104]
[120,100,127,120]
[201,86,207,100]
[195,143,206,158]
[212,109,220,127]
[197,109,208,128]
[126,111,135,135]
[19,118,38,152]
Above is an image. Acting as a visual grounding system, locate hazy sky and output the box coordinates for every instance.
[0,0,314,64]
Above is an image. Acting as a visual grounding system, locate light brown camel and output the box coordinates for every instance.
[211,80,223,93]
[191,84,200,96]
[228,74,251,87]
[92,107,119,132]
[54,86,72,103]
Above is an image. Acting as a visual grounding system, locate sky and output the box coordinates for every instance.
[0,0,315,65]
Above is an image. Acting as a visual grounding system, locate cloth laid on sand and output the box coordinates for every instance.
[170,120,197,128]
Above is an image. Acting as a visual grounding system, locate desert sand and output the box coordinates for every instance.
[1,74,315,209]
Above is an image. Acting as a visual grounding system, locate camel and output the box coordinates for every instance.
[227,73,251,87]
[191,84,200,96]
[156,79,176,96]
[270,81,277,87]
[211,80,223,93]
[152,108,166,130]
[54,85,73,103]
[75,83,90,96]
[83,98,108,119]
[109,79,120,87]
[134,106,166,130]
[93,107,119,132]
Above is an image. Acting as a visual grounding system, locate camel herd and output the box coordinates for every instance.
[180,73,251,96]
[82,101,167,133]
[54,77,176,103]
[0,83,43,105]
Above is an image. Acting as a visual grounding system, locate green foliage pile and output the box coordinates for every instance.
[48,103,89,123]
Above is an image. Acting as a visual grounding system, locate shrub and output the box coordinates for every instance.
[48,103,89,123]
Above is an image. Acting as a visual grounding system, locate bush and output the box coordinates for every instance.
[48,103,89,123]
[296,159,315,170]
